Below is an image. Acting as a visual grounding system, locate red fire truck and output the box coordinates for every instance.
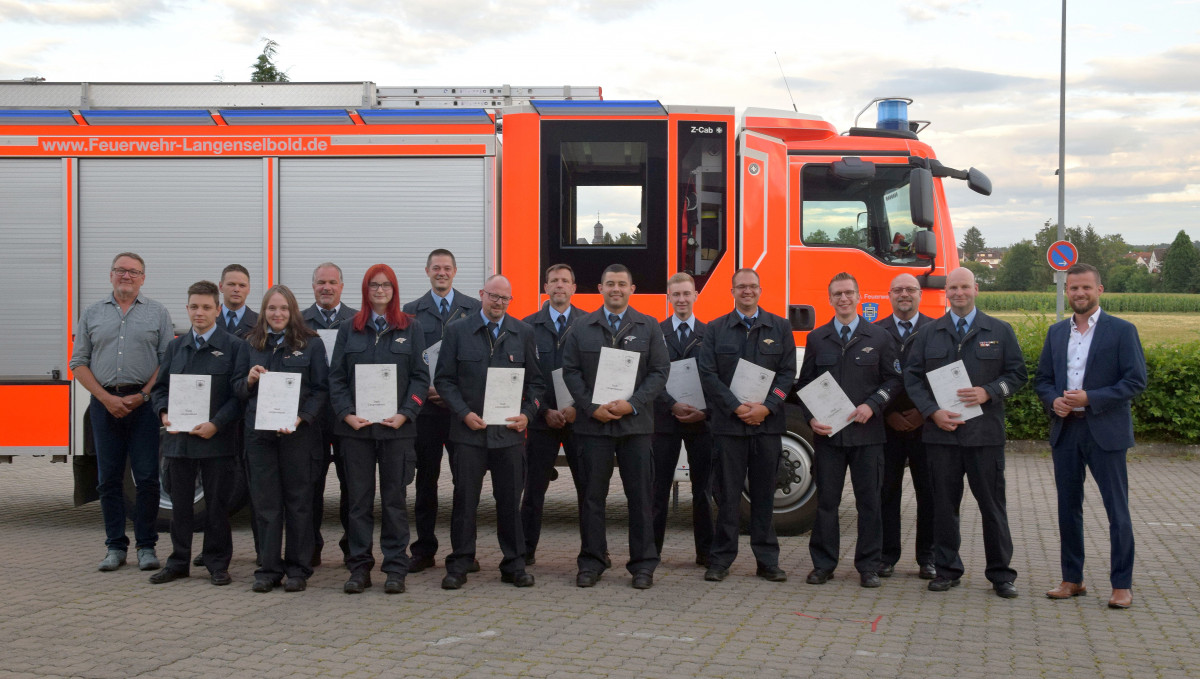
[0,82,990,533]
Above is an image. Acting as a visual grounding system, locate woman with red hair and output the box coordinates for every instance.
[328,264,428,595]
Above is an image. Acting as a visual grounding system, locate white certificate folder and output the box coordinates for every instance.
[167,374,210,432]
[355,364,398,423]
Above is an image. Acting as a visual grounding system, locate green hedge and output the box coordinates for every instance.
[1002,314,1200,444]
[979,292,1200,313]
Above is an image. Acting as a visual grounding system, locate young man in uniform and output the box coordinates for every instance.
[403,249,481,572]
[562,264,669,589]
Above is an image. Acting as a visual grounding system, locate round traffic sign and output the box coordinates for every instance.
[1047,240,1078,271]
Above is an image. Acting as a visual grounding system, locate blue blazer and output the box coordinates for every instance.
[1034,311,1147,450]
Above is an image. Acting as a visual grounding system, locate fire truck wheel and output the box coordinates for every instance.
[123,455,208,531]
[739,405,817,536]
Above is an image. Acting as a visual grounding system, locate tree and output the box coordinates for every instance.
[251,39,289,82]
[1160,230,1200,293]
[994,240,1039,291]
[807,229,831,243]
[960,226,986,261]
[835,227,860,246]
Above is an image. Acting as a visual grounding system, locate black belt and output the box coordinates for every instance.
[1068,411,1086,419]
[104,384,145,396]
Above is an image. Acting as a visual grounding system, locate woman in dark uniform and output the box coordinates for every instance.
[328,264,428,595]
[238,284,329,593]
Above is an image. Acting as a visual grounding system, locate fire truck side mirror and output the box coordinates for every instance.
[908,167,934,228]
[966,167,992,196]
[913,230,937,261]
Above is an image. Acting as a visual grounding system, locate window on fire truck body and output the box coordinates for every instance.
[560,141,648,248]
[799,164,923,266]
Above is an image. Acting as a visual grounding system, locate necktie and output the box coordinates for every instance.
[195,335,206,351]
[322,308,335,326]
[487,321,499,338]
[608,313,620,334]
[840,325,851,343]
[556,314,566,336]
[899,320,912,338]
[227,310,237,330]
[678,324,690,345]
[440,299,450,317]
[957,318,968,339]
[375,317,387,332]
[743,316,753,331]
[268,332,284,346]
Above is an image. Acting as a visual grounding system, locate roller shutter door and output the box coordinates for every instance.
[0,159,66,379]
[278,157,489,311]
[78,159,265,332]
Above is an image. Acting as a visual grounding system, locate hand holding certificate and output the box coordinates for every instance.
[481,367,525,425]
[729,358,773,405]
[166,374,210,433]
[255,371,301,432]
[666,357,706,410]
[925,360,982,422]
[591,347,639,404]
[797,371,857,436]
[355,364,397,423]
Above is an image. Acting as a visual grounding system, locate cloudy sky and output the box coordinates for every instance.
[2,0,1197,247]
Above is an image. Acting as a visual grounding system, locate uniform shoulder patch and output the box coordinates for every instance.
[894,359,902,373]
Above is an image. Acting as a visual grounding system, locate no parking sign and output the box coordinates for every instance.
[1047,240,1078,271]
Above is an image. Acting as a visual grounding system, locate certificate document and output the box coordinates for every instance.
[255,371,301,431]
[925,360,983,421]
[355,364,397,423]
[592,347,639,404]
[482,367,525,424]
[666,358,706,410]
[551,368,574,409]
[729,358,774,405]
[316,329,338,366]
[423,340,442,381]
[167,374,210,432]
[797,371,857,436]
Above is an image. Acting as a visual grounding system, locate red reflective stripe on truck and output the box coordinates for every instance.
[0,385,70,446]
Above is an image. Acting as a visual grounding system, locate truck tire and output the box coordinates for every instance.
[123,455,207,531]
[739,404,817,536]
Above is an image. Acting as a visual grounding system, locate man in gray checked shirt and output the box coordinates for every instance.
[70,252,175,573]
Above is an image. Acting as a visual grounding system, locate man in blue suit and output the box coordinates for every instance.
[1035,263,1147,609]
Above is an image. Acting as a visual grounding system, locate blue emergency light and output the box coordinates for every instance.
[876,99,909,131]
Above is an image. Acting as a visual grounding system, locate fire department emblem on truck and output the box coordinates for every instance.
[861,303,878,322]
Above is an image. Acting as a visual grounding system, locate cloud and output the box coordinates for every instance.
[873,67,1049,97]
[900,0,978,22]
[0,0,170,24]
[1082,45,1200,94]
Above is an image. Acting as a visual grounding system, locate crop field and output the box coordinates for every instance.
[988,311,1200,346]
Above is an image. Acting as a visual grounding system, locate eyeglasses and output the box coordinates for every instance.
[482,291,513,303]
[367,282,393,290]
[831,290,858,299]
[111,267,144,278]
[890,287,920,295]
[733,284,760,291]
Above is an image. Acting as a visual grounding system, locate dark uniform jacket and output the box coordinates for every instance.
[402,289,481,412]
[874,313,937,418]
[798,316,902,446]
[151,325,247,458]
[224,307,258,339]
[561,305,669,437]
[522,303,585,431]
[302,303,358,331]
[903,310,1027,446]
[328,318,429,440]
[435,314,545,448]
[235,335,330,433]
[654,317,709,435]
[698,309,796,436]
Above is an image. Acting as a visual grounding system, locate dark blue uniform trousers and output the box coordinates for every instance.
[1053,416,1135,589]
[447,442,526,576]
[927,443,1016,584]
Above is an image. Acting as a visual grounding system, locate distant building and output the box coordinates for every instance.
[592,215,605,244]
[1129,250,1166,273]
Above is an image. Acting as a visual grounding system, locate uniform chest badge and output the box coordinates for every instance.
[292,350,304,357]
[211,350,223,357]
[622,335,637,344]
[894,359,902,372]
[763,338,775,345]
[861,346,874,353]
[395,337,406,343]
[978,340,998,347]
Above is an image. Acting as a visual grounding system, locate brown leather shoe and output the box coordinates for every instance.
[1108,588,1133,609]
[1045,581,1087,599]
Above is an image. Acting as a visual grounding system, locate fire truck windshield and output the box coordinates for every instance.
[799,164,926,266]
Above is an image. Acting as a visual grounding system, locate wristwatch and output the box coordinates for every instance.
[140,391,150,402]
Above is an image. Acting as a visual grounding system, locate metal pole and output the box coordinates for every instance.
[1056,0,1067,320]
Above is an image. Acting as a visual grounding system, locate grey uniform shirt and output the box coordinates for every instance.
[69,294,175,387]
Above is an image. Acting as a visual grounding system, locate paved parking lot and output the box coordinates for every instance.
[1,450,1198,679]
